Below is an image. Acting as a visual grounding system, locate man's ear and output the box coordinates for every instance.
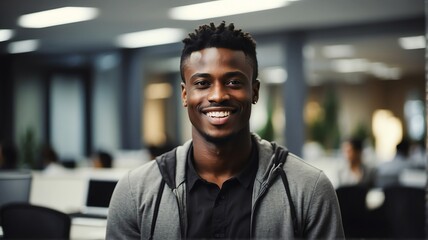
[252,79,260,104]
[181,82,187,107]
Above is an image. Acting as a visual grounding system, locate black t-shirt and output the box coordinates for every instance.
[186,144,258,239]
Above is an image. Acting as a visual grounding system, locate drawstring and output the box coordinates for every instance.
[279,165,299,237]
[149,180,165,240]
[271,142,300,238]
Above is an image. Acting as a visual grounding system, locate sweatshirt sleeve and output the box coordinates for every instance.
[106,173,140,239]
[304,172,345,239]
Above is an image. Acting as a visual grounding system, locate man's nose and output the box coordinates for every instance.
[208,82,230,103]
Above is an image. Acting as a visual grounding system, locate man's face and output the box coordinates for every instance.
[181,48,259,142]
[343,142,359,164]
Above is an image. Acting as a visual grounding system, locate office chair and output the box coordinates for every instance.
[382,186,425,239]
[0,203,71,239]
[335,185,373,238]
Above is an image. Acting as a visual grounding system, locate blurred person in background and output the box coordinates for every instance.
[375,138,412,188]
[41,144,67,174]
[337,138,376,188]
[107,21,344,239]
[92,150,113,168]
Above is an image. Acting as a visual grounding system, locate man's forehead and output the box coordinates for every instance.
[187,48,246,64]
[182,48,254,83]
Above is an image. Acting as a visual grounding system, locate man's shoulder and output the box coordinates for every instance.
[285,153,323,174]
[254,134,323,176]
[124,140,192,188]
[282,154,337,204]
[283,152,325,183]
[127,159,160,181]
[255,136,326,185]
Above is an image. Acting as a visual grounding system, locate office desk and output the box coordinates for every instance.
[71,218,107,240]
[0,220,106,240]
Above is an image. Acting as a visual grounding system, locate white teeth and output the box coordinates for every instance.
[206,111,230,118]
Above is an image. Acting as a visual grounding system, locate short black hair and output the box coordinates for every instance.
[396,138,410,157]
[348,138,363,152]
[96,151,113,168]
[180,21,258,82]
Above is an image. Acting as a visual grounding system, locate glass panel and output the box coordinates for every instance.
[50,74,85,161]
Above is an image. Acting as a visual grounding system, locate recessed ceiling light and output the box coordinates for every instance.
[398,36,425,50]
[169,0,294,20]
[0,29,14,42]
[8,40,39,54]
[18,7,99,28]
[116,28,185,48]
[322,44,355,58]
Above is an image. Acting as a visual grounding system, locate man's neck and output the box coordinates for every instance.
[191,132,253,187]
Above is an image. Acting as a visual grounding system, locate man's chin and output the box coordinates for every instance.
[204,134,232,144]
[200,130,241,145]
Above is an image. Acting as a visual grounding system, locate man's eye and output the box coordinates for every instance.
[194,80,210,87]
[227,79,242,86]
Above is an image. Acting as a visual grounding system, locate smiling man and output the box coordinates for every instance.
[107,22,344,239]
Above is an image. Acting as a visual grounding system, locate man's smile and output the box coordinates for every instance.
[206,111,231,118]
[201,107,237,125]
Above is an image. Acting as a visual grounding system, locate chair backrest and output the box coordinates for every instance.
[382,186,425,238]
[336,185,369,216]
[335,185,370,238]
[0,203,71,239]
[0,171,32,208]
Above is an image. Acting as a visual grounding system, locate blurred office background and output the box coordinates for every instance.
[0,0,426,239]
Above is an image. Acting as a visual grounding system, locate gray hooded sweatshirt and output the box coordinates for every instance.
[107,136,344,239]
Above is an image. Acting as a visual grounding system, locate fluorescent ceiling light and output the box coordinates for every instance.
[398,36,425,50]
[169,0,292,20]
[0,29,14,42]
[261,66,287,84]
[331,58,401,80]
[322,44,355,58]
[18,7,99,28]
[331,58,368,73]
[8,39,39,54]
[116,28,185,48]
[369,62,401,80]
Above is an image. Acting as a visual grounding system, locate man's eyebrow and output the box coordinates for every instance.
[224,71,247,78]
[190,73,211,81]
[190,71,249,81]
[223,71,251,81]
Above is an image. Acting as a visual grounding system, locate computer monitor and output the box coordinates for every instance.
[0,171,32,209]
[80,178,118,216]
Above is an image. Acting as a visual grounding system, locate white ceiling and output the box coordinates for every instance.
[0,0,425,81]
